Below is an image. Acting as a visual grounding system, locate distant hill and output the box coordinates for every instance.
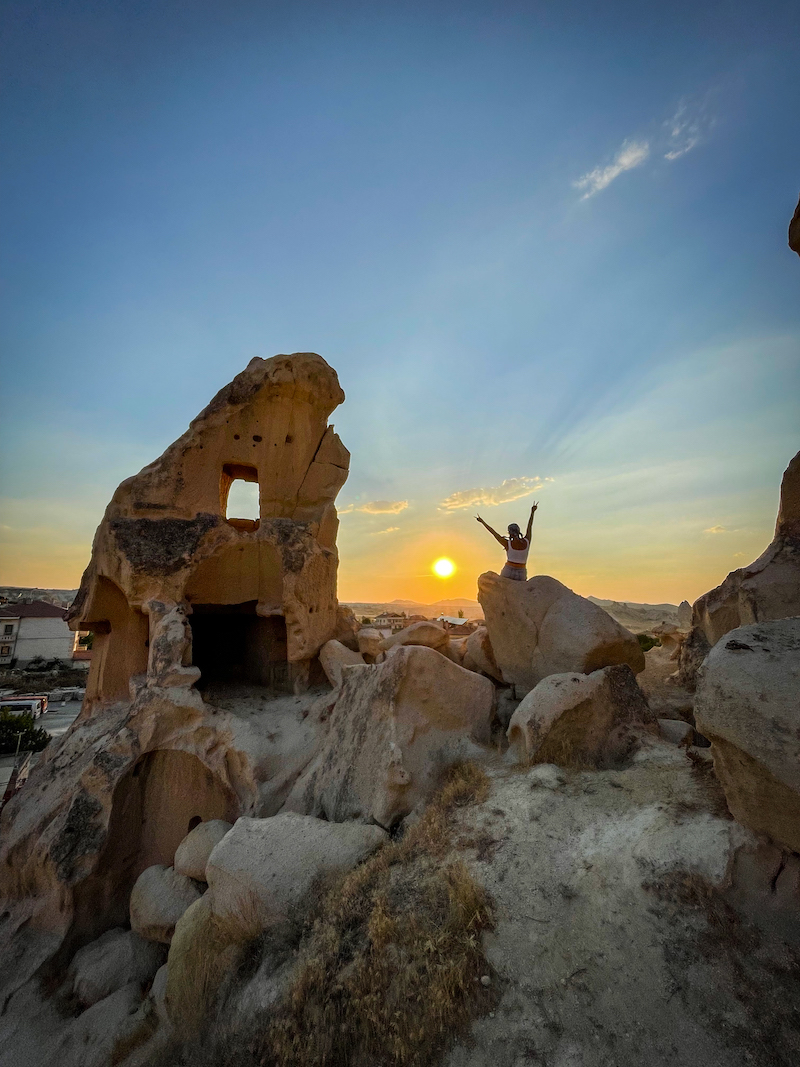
[0,586,78,608]
[346,595,681,630]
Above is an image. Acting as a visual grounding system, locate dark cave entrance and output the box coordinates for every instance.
[189,600,289,691]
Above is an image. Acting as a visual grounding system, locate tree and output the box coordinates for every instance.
[457,609,465,619]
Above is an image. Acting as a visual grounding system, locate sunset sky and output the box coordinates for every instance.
[1,0,798,605]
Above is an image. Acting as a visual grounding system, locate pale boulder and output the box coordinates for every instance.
[173,820,233,882]
[285,646,495,826]
[357,626,383,661]
[68,928,163,1008]
[129,865,203,944]
[677,600,692,629]
[206,813,386,930]
[318,639,365,689]
[379,620,449,654]
[694,619,800,852]
[507,665,655,767]
[479,572,645,695]
[461,625,503,682]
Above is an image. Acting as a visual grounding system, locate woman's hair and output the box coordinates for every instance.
[508,523,521,536]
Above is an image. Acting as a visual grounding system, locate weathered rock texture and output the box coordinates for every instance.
[679,450,800,689]
[379,620,450,653]
[695,619,800,852]
[507,665,655,766]
[129,864,203,944]
[0,354,349,1009]
[478,572,645,694]
[285,646,495,827]
[173,819,232,881]
[68,352,350,714]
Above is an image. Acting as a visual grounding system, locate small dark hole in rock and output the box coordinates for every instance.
[253,435,263,442]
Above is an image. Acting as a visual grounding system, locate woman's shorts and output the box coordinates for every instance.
[501,564,527,582]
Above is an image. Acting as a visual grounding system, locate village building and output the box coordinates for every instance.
[0,601,77,666]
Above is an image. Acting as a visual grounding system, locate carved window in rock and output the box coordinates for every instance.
[221,463,260,530]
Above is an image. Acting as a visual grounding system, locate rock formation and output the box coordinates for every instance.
[507,664,655,766]
[790,193,800,257]
[478,572,645,694]
[284,646,495,827]
[678,450,800,688]
[0,353,350,1008]
[695,618,800,852]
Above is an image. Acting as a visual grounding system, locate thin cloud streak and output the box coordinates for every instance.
[372,526,399,535]
[573,140,650,199]
[339,499,409,515]
[439,476,545,510]
[704,525,727,534]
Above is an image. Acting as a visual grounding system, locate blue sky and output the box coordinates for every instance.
[1,0,798,603]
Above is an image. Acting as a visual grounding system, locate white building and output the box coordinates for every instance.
[0,601,74,666]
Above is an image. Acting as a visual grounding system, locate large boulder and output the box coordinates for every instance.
[507,664,655,767]
[679,450,800,688]
[284,646,495,827]
[318,639,365,688]
[206,813,386,930]
[68,928,163,1008]
[478,572,645,694]
[173,819,233,882]
[694,618,800,852]
[379,620,450,653]
[129,865,203,944]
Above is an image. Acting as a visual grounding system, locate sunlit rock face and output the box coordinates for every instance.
[68,351,350,715]
[678,450,800,689]
[0,353,349,1007]
[477,572,645,695]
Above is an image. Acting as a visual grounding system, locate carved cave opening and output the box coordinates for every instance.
[189,601,290,691]
[62,749,239,965]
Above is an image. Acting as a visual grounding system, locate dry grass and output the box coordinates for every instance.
[155,762,496,1067]
[685,749,732,820]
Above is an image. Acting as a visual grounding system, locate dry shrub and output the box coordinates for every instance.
[156,762,496,1067]
[685,749,732,820]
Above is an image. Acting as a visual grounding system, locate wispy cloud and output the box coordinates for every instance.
[372,526,399,535]
[663,100,705,160]
[439,476,545,510]
[573,140,650,200]
[339,499,408,515]
[704,525,727,534]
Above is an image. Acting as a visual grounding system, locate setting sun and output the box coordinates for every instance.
[432,557,456,578]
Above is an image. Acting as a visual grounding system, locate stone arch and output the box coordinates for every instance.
[82,577,149,707]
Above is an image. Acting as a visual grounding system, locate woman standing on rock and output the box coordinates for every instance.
[476,502,537,581]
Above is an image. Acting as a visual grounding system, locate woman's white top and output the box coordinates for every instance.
[506,537,530,564]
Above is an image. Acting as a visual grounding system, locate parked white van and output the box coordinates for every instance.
[0,695,48,718]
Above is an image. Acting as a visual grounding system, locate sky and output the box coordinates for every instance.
[1,0,798,606]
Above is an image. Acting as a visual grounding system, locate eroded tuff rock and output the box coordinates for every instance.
[695,619,800,852]
[0,353,349,1008]
[478,572,645,694]
[678,450,800,689]
[284,646,495,827]
[507,664,656,766]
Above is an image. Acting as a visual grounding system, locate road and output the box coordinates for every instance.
[0,700,83,795]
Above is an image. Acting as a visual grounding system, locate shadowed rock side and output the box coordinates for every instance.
[677,449,800,689]
[0,353,351,1011]
[790,193,800,257]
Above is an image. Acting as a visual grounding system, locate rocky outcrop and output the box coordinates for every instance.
[694,618,800,852]
[0,354,349,1010]
[67,928,163,1008]
[679,450,800,688]
[507,665,655,766]
[677,600,692,628]
[356,626,383,660]
[284,646,495,827]
[478,572,645,694]
[67,352,350,716]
